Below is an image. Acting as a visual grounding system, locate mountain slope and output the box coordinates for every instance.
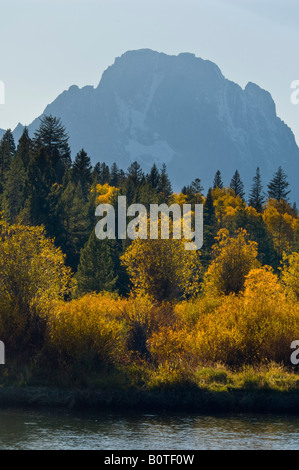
[12,49,299,202]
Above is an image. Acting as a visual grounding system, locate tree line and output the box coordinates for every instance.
[0,114,298,300]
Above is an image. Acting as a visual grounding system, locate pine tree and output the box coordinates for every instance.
[22,146,55,228]
[213,170,223,189]
[147,163,160,189]
[0,129,16,195]
[2,154,26,223]
[248,167,265,212]
[230,170,245,200]
[33,115,71,183]
[127,161,144,186]
[203,187,216,226]
[99,162,110,184]
[71,149,92,196]
[76,230,117,296]
[267,166,290,201]
[202,187,218,267]
[16,127,31,169]
[110,162,120,187]
[157,163,172,202]
[56,180,91,270]
[191,178,203,193]
[1,128,31,222]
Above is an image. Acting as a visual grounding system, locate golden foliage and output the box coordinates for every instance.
[121,238,202,301]
[0,218,73,352]
[95,183,119,204]
[280,251,299,301]
[47,293,127,367]
[203,228,260,296]
[263,199,298,255]
[211,187,244,226]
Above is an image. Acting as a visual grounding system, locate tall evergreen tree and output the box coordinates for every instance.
[203,187,216,227]
[191,178,204,195]
[267,166,290,201]
[110,162,120,187]
[0,129,16,195]
[147,163,160,190]
[157,163,172,201]
[2,154,26,223]
[22,146,55,228]
[213,170,223,189]
[55,180,91,270]
[230,170,245,200]
[202,187,218,267]
[248,167,265,212]
[99,162,110,184]
[32,115,71,183]
[76,230,118,296]
[16,127,31,169]
[127,161,144,186]
[71,149,93,196]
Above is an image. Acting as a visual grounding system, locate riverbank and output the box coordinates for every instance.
[0,384,298,414]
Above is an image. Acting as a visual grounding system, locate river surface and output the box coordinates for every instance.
[0,407,298,450]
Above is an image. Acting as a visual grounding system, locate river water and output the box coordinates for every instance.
[0,407,298,450]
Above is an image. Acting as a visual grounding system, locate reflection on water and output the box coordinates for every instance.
[0,407,298,450]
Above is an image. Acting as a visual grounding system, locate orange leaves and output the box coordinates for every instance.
[95,183,119,205]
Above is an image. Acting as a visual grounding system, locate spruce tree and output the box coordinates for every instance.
[110,162,120,187]
[248,167,265,212]
[203,187,216,227]
[71,149,92,196]
[147,163,160,190]
[230,170,245,200]
[0,129,16,195]
[56,180,91,270]
[213,170,223,189]
[157,163,172,202]
[191,178,203,193]
[2,154,26,223]
[99,162,110,184]
[267,166,290,201]
[16,127,31,169]
[2,128,31,222]
[202,187,218,267]
[33,115,71,183]
[127,161,144,186]
[22,146,55,228]
[76,230,117,296]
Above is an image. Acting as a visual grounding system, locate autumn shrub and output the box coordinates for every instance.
[118,295,176,359]
[174,296,222,328]
[148,326,194,366]
[280,251,299,301]
[194,267,299,367]
[0,219,73,357]
[203,228,260,297]
[121,238,202,301]
[46,293,128,375]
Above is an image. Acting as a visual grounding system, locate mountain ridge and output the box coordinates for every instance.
[2,49,299,202]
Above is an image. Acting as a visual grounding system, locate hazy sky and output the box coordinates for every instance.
[0,0,299,142]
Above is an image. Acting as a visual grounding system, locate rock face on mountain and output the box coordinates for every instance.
[11,49,299,201]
